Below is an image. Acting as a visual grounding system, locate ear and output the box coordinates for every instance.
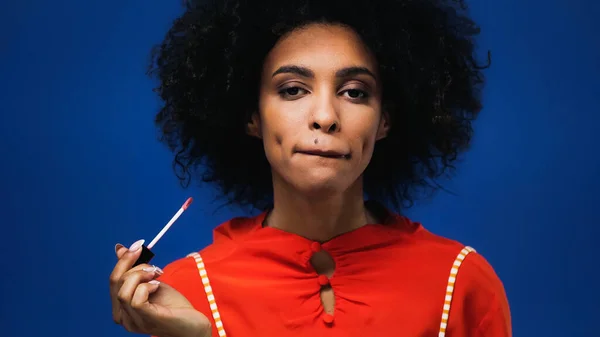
[246,112,262,139]
[375,111,391,140]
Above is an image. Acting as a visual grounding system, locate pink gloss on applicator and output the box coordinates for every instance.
[133,197,193,267]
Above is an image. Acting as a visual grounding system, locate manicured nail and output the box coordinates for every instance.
[142,266,164,275]
[114,244,124,255]
[129,239,145,252]
[149,280,160,285]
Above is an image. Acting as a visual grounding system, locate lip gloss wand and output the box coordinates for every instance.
[133,197,194,267]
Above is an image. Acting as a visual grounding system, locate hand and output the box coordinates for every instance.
[109,240,212,337]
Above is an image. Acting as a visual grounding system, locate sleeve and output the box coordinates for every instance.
[447,250,512,337]
[151,256,217,337]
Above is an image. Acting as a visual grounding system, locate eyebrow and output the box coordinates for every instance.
[272,65,377,80]
[272,65,314,78]
[335,67,376,80]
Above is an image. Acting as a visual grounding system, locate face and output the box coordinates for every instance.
[248,23,390,196]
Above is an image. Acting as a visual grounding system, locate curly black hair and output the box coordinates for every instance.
[148,0,490,211]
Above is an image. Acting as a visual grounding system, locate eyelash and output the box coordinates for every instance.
[278,86,369,101]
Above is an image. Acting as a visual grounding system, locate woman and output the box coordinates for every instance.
[109,0,511,336]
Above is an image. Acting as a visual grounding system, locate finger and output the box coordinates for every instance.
[113,305,122,325]
[122,281,161,333]
[111,266,155,326]
[117,267,160,331]
[131,280,161,314]
[109,239,145,288]
[115,243,127,258]
[126,281,162,333]
[117,266,162,308]
[110,240,145,322]
[122,299,146,332]
[119,310,141,333]
[110,239,146,304]
[115,262,163,300]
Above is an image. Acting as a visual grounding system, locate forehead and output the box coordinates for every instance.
[263,24,378,75]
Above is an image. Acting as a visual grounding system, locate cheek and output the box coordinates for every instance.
[345,114,381,157]
[259,99,307,158]
[357,133,377,166]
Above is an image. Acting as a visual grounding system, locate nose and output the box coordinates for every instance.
[310,96,340,133]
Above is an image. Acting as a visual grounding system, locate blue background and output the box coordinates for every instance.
[1,1,598,336]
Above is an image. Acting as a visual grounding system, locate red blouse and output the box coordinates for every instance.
[156,211,511,336]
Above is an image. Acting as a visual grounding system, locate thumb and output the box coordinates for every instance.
[114,244,128,258]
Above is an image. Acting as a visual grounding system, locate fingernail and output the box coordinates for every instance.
[149,280,160,285]
[129,239,145,252]
[114,244,124,255]
[142,266,164,275]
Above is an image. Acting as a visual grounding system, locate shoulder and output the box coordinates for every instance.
[389,214,471,261]
[211,213,265,245]
[155,254,207,314]
[392,215,502,285]
[156,213,264,285]
[456,248,507,297]
[392,214,511,335]
[438,240,511,336]
[448,248,512,336]
[152,215,260,325]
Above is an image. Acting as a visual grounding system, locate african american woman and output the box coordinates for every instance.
[109,1,511,336]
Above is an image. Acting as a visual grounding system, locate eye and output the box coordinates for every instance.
[278,86,308,99]
[341,88,369,100]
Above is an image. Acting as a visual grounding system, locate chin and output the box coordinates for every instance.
[290,172,353,197]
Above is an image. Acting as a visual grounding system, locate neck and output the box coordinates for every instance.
[266,175,375,242]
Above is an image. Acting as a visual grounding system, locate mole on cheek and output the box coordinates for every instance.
[275,134,283,144]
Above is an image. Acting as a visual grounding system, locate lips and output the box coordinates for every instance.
[297,150,350,159]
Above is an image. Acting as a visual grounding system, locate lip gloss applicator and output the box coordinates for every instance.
[133,197,194,267]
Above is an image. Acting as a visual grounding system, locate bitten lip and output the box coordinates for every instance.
[296,149,350,158]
